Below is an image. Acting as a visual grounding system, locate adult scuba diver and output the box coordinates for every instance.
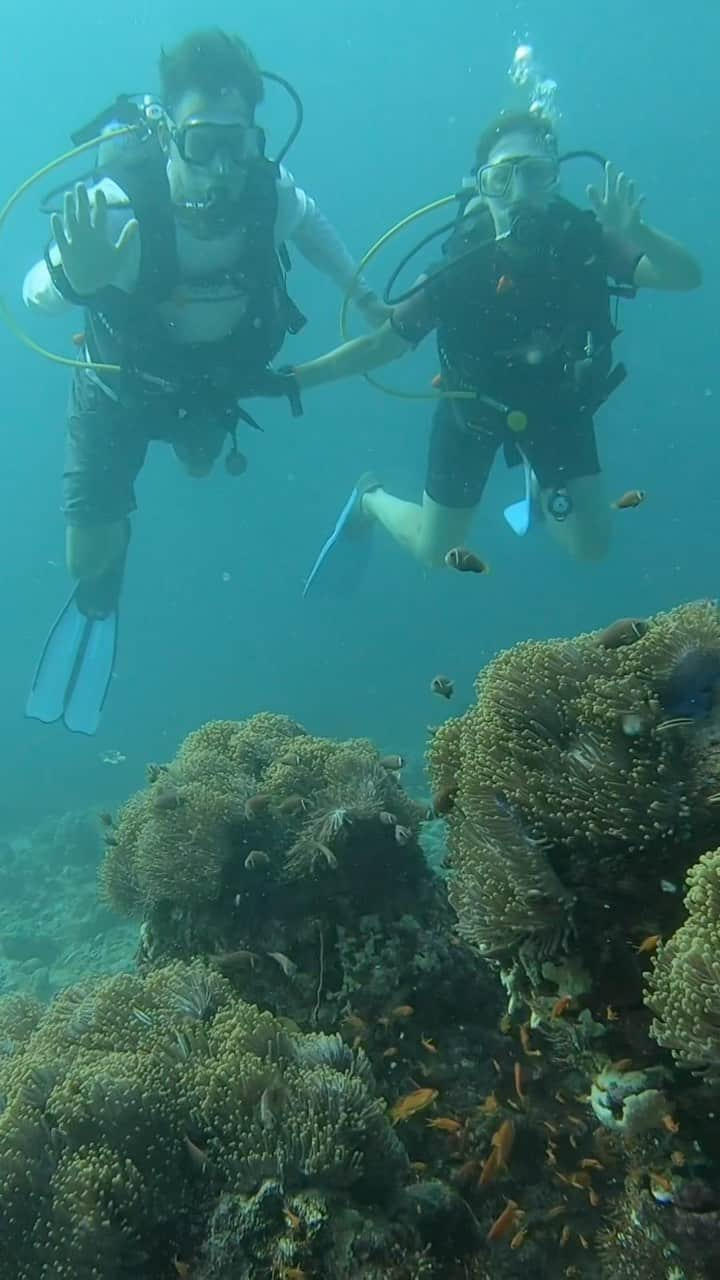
[288,107,701,593]
[23,28,387,734]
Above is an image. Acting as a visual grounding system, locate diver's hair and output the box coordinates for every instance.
[159,29,265,116]
[474,110,557,171]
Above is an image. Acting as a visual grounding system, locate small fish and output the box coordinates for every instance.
[341,1012,367,1035]
[550,994,574,1018]
[491,1118,515,1169]
[596,617,648,649]
[611,489,646,510]
[478,1147,500,1186]
[513,1061,525,1101]
[213,949,257,973]
[379,811,397,825]
[283,1207,301,1230]
[173,1259,191,1280]
[579,1158,604,1171]
[277,794,309,817]
[267,951,298,978]
[453,1158,482,1187]
[635,933,661,955]
[282,1270,308,1280]
[379,754,405,771]
[431,782,458,817]
[260,1082,288,1128]
[605,1005,619,1022]
[611,1058,634,1072]
[662,1113,680,1133]
[487,1199,522,1243]
[244,794,272,818]
[183,1134,209,1171]
[100,749,126,766]
[244,850,270,870]
[382,1046,399,1058]
[478,1091,500,1115]
[410,1160,428,1173]
[390,1004,414,1019]
[559,1224,572,1247]
[389,1086,439,1124]
[394,824,412,845]
[430,674,455,700]
[421,1035,438,1054]
[510,1227,528,1250]
[444,546,489,574]
[426,1116,462,1133]
[98,811,114,828]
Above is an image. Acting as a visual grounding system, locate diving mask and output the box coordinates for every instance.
[169,118,263,169]
[478,154,559,201]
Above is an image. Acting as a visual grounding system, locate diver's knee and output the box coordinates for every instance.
[65,524,126,581]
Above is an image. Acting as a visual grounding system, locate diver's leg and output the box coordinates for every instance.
[362,488,475,568]
[362,401,496,569]
[63,374,147,601]
[540,472,611,561]
[532,414,611,562]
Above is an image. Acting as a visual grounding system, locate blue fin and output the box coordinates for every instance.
[26,591,118,735]
[503,457,541,537]
[303,485,373,598]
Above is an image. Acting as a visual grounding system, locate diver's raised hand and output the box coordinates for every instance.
[586,161,645,238]
[50,183,139,297]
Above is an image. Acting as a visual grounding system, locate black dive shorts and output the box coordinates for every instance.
[424,398,601,510]
[62,370,229,526]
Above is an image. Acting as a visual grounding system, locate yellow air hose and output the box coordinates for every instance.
[0,126,136,374]
[339,194,475,402]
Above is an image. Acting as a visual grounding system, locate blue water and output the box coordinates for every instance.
[0,0,716,827]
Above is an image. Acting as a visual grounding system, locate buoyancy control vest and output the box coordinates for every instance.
[434,196,630,428]
[51,140,307,415]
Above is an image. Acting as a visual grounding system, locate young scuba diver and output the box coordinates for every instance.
[289,110,701,592]
[23,28,387,734]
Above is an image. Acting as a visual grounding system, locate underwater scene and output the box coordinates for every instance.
[0,1,718,1277]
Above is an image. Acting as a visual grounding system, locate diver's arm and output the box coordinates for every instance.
[630,223,702,292]
[22,253,74,315]
[294,320,411,390]
[276,171,387,324]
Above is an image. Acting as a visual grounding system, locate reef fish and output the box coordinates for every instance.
[389,1087,439,1124]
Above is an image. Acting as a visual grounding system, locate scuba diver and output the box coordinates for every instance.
[23,28,387,734]
[289,108,701,592]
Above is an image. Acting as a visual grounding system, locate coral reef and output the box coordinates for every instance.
[0,961,442,1279]
[646,846,720,1081]
[428,601,720,1017]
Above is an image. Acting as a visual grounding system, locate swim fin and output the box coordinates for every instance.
[302,474,378,599]
[503,455,542,536]
[26,547,127,735]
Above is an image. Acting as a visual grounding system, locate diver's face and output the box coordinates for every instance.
[480,130,559,237]
[163,89,254,233]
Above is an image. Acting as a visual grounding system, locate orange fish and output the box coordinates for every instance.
[491,1118,515,1169]
[605,1005,619,1022]
[444,546,489,574]
[612,489,646,510]
[426,1117,462,1133]
[550,994,574,1018]
[662,1113,680,1133]
[431,781,458,816]
[513,1061,526,1101]
[635,934,662,954]
[478,1091,500,1115]
[390,1004,414,1019]
[389,1087,438,1125]
[421,1035,438,1054]
[487,1199,522,1243]
[478,1147,500,1186]
[283,1207,301,1230]
[173,1262,191,1280]
[382,1046,399,1059]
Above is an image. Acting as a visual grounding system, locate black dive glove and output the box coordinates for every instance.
[253,366,303,418]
